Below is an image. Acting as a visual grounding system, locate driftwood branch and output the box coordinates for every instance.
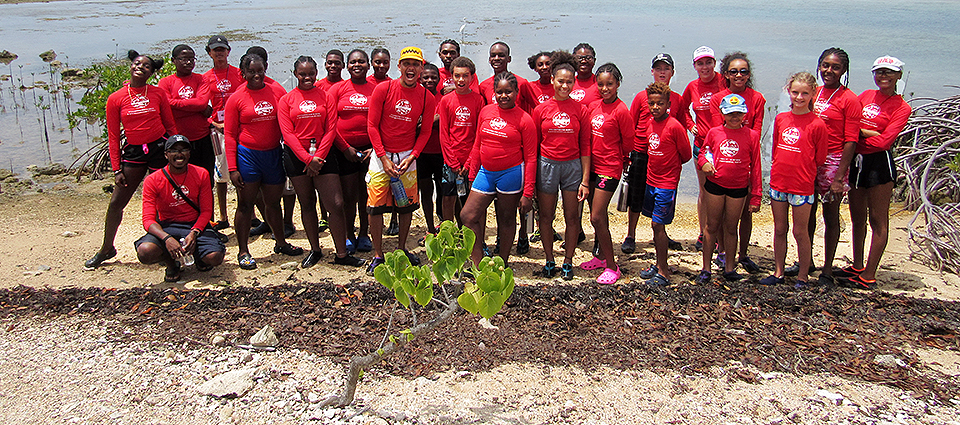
[326,295,461,407]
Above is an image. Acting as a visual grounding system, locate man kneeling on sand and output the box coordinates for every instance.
[135,135,225,282]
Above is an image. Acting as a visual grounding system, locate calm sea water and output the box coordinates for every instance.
[2,0,958,198]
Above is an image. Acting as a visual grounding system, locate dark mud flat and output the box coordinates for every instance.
[1,280,958,400]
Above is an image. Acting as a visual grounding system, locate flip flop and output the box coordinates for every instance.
[580,257,606,271]
[596,267,621,285]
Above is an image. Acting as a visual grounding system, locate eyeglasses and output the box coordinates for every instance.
[575,54,595,62]
[166,149,190,155]
[873,69,898,76]
[726,68,750,76]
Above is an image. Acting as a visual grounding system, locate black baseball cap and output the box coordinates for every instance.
[652,53,674,68]
[207,35,230,50]
[165,134,191,151]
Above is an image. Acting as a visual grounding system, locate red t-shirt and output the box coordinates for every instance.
[316,77,342,93]
[202,65,244,124]
[478,73,537,113]
[698,126,763,206]
[223,83,288,171]
[645,116,691,190]
[679,73,726,148]
[278,86,339,164]
[469,104,538,197]
[422,90,444,155]
[438,67,480,94]
[709,88,766,132]
[106,84,178,171]
[367,75,392,86]
[587,99,634,178]
[366,79,438,158]
[771,111,828,196]
[532,98,590,162]
[437,90,485,171]
[629,90,686,152]
[141,164,212,232]
[529,79,555,106]
[570,74,601,105]
[328,79,376,148]
[814,86,862,154]
[856,90,911,154]
[158,73,211,141]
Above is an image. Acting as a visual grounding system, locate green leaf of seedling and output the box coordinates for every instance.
[399,328,415,342]
[425,235,442,263]
[492,255,505,270]
[457,291,480,315]
[500,267,514,293]
[439,220,456,233]
[391,249,411,276]
[414,284,433,307]
[440,228,455,247]
[400,277,416,297]
[394,285,411,308]
[462,226,476,253]
[477,270,500,294]
[503,270,515,301]
[478,292,497,319]
[359,369,364,380]
[432,261,448,285]
[388,334,397,345]
[374,264,395,290]
[376,348,384,356]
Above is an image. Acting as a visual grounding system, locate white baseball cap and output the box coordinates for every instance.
[693,46,715,62]
[872,55,904,72]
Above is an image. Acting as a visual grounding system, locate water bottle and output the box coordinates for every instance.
[525,211,535,230]
[703,149,714,165]
[390,177,410,207]
[616,162,631,212]
[456,175,467,197]
[178,238,195,267]
[308,138,317,156]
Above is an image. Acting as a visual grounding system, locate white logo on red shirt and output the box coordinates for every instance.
[349,93,367,106]
[699,92,712,105]
[455,106,471,122]
[216,79,232,93]
[171,185,190,201]
[649,133,661,150]
[130,94,150,109]
[490,117,507,130]
[814,99,830,114]
[254,101,274,116]
[299,100,317,113]
[862,103,881,120]
[719,139,740,157]
[570,89,586,102]
[537,94,550,104]
[591,114,604,130]
[395,99,412,115]
[781,127,800,145]
[178,85,195,99]
[552,112,571,128]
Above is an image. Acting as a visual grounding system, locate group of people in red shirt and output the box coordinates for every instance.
[83,35,909,289]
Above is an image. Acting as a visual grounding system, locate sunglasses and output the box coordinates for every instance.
[575,54,595,61]
[726,68,750,76]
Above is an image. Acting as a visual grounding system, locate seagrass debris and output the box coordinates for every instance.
[895,89,960,274]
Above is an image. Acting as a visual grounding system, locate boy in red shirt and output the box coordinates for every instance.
[201,35,241,229]
[640,82,691,286]
[437,39,479,96]
[436,56,484,228]
[365,46,438,275]
[135,135,225,282]
[417,63,445,238]
[478,42,536,113]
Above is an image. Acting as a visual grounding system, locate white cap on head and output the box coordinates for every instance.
[693,46,715,62]
[872,55,904,72]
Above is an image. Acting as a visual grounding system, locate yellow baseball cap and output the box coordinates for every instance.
[398,46,425,64]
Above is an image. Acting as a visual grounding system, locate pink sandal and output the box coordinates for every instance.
[596,267,621,285]
[580,257,607,270]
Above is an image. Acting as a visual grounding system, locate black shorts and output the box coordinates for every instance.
[335,145,372,176]
[849,150,896,189]
[704,179,748,198]
[591,172,620,193]
[417,153,444,182]
[188,134,215,176]
[283,144,339,177]
[121,137,167,170]
[626,151,648,212]
[440,164,461,197]
[134,222,225,260]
